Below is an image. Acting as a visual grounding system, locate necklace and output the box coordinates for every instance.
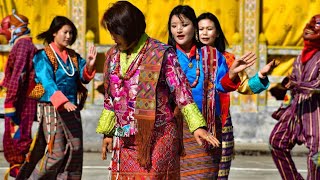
[49,44,75,77]
[115,38,149,80]
[190,49,200,88]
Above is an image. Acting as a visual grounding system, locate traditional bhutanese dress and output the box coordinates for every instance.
[17,42,95,180]
[98,34,207,179]
[176,45,240,179]
[218,51,269,180]
[2,37,37,178]
[270,51,320,180]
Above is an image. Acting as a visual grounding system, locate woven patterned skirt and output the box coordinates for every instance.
[18,103,83,180]
[180,120,221,180]
[218,114,234,180]
[110,122,180,179]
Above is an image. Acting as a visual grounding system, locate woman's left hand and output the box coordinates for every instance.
[63,101,77,112]
[193,128,220,147]
[229,52,256,79]
[259,59,280,77]
[86,45,97,73]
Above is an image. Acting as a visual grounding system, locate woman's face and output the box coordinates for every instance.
[110,32,136,52]
[170,14,195,49]
[53,25,73,49]
[198,18,218,46]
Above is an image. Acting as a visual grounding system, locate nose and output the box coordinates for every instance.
[66,32,71,39]
[177,26,182,33]
[202,29,208,35]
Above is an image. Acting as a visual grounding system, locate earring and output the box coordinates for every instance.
[195,31,199,42]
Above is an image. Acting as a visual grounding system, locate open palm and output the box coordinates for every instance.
[86,45,97,70]
[230,52,256,74]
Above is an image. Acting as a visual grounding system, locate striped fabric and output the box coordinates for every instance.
[181,121,220,179]
[270,51,320,180]
[27,103,83,179]
[218,115,234,180]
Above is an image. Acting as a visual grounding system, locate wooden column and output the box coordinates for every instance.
[68,0,86,57]
[237,0,261,112]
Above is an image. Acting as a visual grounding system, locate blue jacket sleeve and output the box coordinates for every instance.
[215,52,229,92]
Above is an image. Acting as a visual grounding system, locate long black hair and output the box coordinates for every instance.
[167,5,202,49]
[197,12,228,53]
[37,16,77,45]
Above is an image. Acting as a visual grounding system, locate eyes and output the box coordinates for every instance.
[171,23,190,28]
[199,27,213,31]
[63,31,73,36]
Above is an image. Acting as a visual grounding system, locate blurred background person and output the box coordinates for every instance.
[2,11,38,178]
[270,14,320,180]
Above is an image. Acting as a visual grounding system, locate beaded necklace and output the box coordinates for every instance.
[114,38,149,80]
[49,44,75,77]
[190,49,201,88]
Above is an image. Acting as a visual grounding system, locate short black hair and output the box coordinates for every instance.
[101,1,146,46]
[37,16,77,45]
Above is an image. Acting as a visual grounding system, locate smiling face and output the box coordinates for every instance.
[53,25,73,49]
[170,14,195,49]
[303,14,320,41]
[198,18,218,46]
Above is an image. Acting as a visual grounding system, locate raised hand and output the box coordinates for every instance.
[259,59,280,77]
[193,128,220,147]
[86,45,97,73]
[101,135,113,160]
[229,52,256,79]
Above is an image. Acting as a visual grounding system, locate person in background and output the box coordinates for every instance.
[0,15,11,86]
[17,16,97,179]
[2,12,37,178]
[0,15,11,43]
[168,5,256,179]
[270,14,320,180]
[98,1,219,179]
[197,12,277,179]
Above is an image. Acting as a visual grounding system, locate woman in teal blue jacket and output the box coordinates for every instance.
[17,16,97,179]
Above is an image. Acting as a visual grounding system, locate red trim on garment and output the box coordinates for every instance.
[176,44,197,58]
[50,90,69,109]
[83,66,96,81]
[221,74,241,92]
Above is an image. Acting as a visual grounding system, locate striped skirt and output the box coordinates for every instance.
[18,103,83,180]
[218,114,234,180]
[180,120,222,180]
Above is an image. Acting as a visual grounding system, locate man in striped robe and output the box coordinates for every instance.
[269,14,320,180]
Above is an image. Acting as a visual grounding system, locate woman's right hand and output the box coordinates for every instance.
[101,135,113,160]
[193,128,220,147]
